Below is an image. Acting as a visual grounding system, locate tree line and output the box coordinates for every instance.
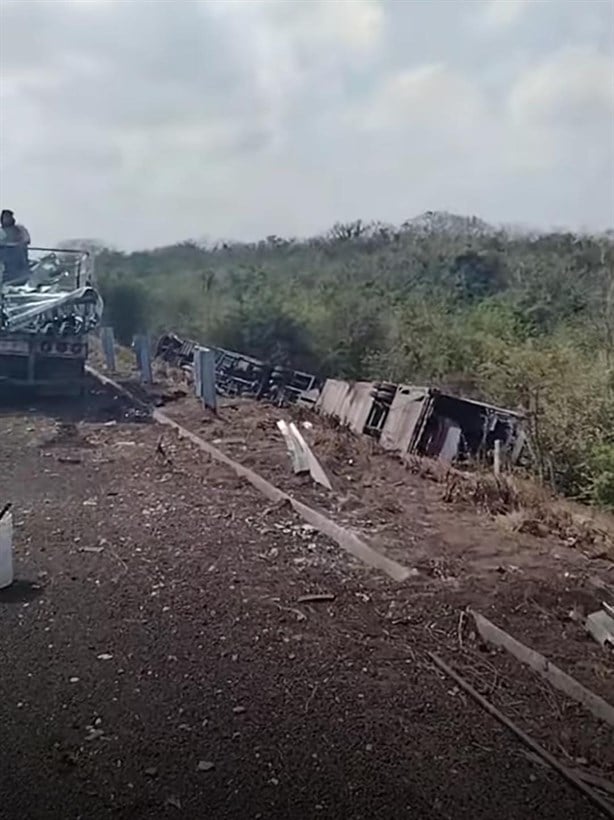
[87,213,614,508]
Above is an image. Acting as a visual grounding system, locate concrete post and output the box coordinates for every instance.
[194,346,217,412]
[493,439,502,478]
[100,326,116,372]
[133,334,152,384]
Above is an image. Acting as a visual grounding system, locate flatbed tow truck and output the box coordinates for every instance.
[0,247,103,396]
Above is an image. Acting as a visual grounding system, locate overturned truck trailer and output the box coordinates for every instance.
[155,332,321,405]
[0,248,103,396]
[317,380,526,466]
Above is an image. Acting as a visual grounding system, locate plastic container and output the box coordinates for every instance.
[0,509,14,589]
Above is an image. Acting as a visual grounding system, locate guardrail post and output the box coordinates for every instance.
[493,439,502,477]
[100,326,116,372]
[133,334,152,384]
[194,346,217,412]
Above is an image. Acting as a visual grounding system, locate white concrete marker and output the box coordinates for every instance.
[0,507,14,589]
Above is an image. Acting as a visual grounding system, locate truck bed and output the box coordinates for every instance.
[0,332,88,395]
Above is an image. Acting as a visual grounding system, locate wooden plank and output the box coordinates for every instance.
[429,652,614,820]
[470,609,614,728]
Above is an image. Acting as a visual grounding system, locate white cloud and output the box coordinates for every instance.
[0,0,612,247]
[506,45,614,170]
[363,63,486,130]
[509,45,614,125]
[480,0,532,30]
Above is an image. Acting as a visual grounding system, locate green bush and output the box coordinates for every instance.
[99,277,149,345]
[587,443,614,509]
[90,219,614,508]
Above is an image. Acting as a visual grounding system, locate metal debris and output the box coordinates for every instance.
[317,380,526,466]
[1,250,102,335]
[289,422,332,490]
[585,609,614,648]
[297,593,336,604]
[277,419,332,489]
[155,332,321,405]
[277,420,309,474]
[165,796,182,810]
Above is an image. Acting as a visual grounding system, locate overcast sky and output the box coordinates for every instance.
[0,0,613,250]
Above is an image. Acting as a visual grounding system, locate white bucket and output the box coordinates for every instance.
[0,510,14,589]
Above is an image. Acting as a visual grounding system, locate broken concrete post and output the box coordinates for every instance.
[289,422,332,490]
[277,420,309,474]
[100,326,116,372]
[0,504,14,589]
[133,335,152,384]
[586,609,614,648]
[194,346,217,412]
[493,439,502,477]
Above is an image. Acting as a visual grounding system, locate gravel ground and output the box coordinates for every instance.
[0,381,609,819]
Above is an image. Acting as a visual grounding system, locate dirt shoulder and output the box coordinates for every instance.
[1,380,610,819]
[163,395,614,688]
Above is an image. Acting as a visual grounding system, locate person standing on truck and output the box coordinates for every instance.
[0,209,31,285]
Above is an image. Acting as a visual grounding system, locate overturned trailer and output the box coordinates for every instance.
[155,332,321,405]
[317,380,525,466]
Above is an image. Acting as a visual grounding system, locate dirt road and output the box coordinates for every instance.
[0,381,608,819]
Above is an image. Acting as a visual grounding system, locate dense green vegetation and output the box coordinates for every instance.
[91,213,614,508]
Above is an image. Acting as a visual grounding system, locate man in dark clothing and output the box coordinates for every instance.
[0,209,31,285]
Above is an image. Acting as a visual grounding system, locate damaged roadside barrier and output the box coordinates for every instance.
[101,326,117,372]
[133,334,153,385]
[0,503,13,589]
[193,346,217,412]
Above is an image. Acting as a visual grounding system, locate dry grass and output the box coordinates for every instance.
[403,453,614,560]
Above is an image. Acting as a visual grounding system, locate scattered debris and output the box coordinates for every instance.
[165,796,182,810]
[297,593,336,604]
[277,418,332,489]
[289,422,332,490]
[232,706,246,714]
[145,766,158,778]
[586,609,614,649]
[152,407,413,582]
[96,653,113,661]
[277,420,309,475]
[196,760,215,772]
[78,546,104,554]
[155,332,321,405]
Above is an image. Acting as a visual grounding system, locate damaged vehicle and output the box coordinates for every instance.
[0,247,103,396]
[317,380,526,467]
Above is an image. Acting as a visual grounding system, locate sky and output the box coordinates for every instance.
[0,0,613,250]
